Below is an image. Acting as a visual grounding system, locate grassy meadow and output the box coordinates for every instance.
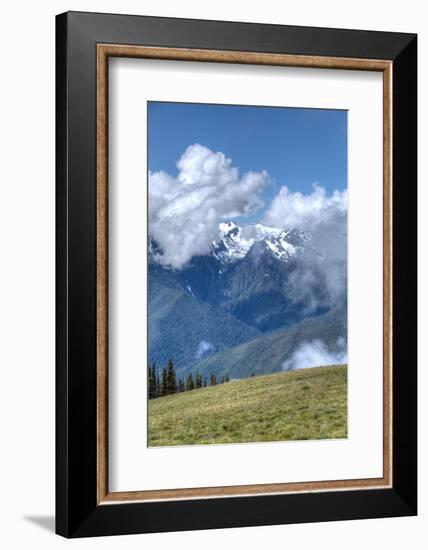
[148,364,347,446]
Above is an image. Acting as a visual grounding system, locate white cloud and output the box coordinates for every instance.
[263,183,347,231]
[282,337,347,371]
[263,183,348,312]
[195,340,215,360]
[149,144,268,269]
[149,148,348,313]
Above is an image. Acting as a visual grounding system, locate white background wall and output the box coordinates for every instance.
[0,1,424,548]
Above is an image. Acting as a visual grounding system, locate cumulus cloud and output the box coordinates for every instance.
[263,183,347,232]
[149,144,268,269]
[195,340,215,360]
[263,183,348,312]
[282,337,347,371]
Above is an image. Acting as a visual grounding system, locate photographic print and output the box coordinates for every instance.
[57,14,417,536]
[147,101,348,447]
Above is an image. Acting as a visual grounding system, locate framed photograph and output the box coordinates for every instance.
[56,11,417,537]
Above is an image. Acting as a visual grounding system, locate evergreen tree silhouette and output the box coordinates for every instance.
[155,370,160,397]
[148,363,156,399]
[160,367,167,397]
[166,359,176,395]
[186,373,194,391]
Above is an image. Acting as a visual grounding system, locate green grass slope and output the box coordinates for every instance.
[148,364,347,447]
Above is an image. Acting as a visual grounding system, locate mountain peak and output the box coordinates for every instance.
[149,221,312,269]
[212,221,311,265]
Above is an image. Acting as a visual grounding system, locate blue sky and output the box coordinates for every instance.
[148,101,347,224]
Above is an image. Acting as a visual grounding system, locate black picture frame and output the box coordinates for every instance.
[56,11,417,538]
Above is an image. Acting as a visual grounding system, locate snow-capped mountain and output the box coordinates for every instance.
[148,221,312,267]
[212,221,312,265]
[148,220,345,374]
[149,221,312,268]
[148,220,322,333]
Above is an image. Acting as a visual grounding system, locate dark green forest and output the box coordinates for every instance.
[148,360,230,400]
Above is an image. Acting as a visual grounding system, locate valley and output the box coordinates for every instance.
[148,221,347,379]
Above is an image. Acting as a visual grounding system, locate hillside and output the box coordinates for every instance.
[148,267,261,371]
[148,364,347,447]
[148,220,346,377]
[185,303,346,380]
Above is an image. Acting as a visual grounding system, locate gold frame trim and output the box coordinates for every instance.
[96,44,393,505]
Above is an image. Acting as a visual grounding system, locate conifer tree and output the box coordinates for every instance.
[203,377,207,388]
[160,367,167,397]
[186,373,194,391]
[210,373,217,386]
[178,378,185,393]
[148,363,156,399]
[225,374,230,383]
[166,359,176,395]
[155,370,160,398]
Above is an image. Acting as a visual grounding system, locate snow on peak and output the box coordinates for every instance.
[150,222,312,268]
[212,222,311,265]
